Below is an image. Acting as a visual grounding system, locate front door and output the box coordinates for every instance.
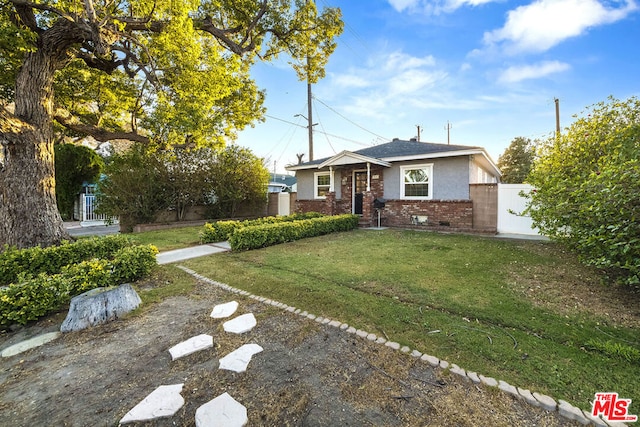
[353,171,367,215]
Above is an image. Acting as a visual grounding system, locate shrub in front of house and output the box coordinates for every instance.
[0,244,158,326]
[0,235,134,286]
[200,212,325,243]
[229,214,360,251]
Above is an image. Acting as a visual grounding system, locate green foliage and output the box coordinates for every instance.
[229,214,359,251]
[96,145,171,231]
[1,1,343,146]
[53,61,140,139]
[586,339,640,364]
[207,145,270,218]
[0,245,158,326]
[527,96,640,285]
[163,148,217,221]
[97,144,270,229]
[200,212,325,243]
[0,235,133,286]
[54,143,104,220]
[497,136,536,183]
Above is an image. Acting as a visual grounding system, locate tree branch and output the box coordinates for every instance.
[10,0,76,24]
[76,49,122,74]
[53,108,149,143]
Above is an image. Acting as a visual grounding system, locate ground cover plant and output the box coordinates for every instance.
[182,228,640,413]
[0,236,157,326]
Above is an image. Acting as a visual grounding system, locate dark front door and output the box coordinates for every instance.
[354,171,367,215]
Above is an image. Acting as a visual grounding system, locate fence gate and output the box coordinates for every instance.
[278,192,290,216]
[497,184,541,236]
[81,194,118,226]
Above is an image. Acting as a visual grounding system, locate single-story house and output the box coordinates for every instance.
[268,173,297,193]
[285,138,501,231]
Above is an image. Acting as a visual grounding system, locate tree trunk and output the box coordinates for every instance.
[0,49,69,249]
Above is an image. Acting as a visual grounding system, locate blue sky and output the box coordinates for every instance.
[235,0,640,173]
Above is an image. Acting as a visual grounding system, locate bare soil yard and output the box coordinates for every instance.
[0,270,582,427]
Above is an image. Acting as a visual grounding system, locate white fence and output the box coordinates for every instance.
[81,194,118,226]
[277,192,290,216]
[497,184,541,236]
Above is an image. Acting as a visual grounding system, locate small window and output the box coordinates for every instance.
[314,172,330,199]
[401,164,432,199]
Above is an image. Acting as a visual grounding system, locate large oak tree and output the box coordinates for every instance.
[0,0,342,248]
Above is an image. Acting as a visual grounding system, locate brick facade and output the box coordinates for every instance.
[379,199,473,229]
[293,163,488,232]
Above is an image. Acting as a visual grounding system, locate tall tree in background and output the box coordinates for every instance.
[527,96,640,285]
[497,136,535,183]
[54,143,103,220]
[0,0,343,248]
[209,145,270,218]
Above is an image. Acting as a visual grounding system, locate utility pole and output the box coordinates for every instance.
[444,121,452,145]
[416,125,422,142]
[554,97,561,139]
[305,1,314,161]
[307,77,314,161]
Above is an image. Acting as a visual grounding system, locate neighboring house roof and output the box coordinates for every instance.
[268,173,297,188]
[287,139,501,177]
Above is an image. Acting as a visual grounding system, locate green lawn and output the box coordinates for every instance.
[137,226,640,413]
[126,225,203,251]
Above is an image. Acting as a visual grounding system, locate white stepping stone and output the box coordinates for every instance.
[1,332,60,358]
[210,301,239,319]
[168,334,213,360]
[119,384,184,424]
[195,392,247,427]
[218,344,264,373]
[223,313,256,334]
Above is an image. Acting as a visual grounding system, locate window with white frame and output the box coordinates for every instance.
[314,172,331,199]
[401,164,432,199]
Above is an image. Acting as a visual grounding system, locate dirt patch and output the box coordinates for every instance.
[0,275,580,426]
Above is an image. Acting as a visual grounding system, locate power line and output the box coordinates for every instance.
[312,99,337,154]
[265,113,371,147]
[313,96,390,141]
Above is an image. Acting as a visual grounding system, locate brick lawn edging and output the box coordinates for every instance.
[176,265,621,427]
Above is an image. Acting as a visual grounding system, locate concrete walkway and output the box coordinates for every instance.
[156,242,231,265]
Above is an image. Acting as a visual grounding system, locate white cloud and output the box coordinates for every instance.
[387,0,499,14]
[326,50,448,119]
[388,0,420,13]
[498,60,570,83]
[484,0,638,54]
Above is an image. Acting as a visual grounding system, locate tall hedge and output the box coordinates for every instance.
[527,96,640,284]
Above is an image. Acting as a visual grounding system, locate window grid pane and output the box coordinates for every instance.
[317,175,330,186]
[404,183,429,197]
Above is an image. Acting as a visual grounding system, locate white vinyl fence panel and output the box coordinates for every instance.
[81,194,119,226]
[497,184,541,236]
[277,192,290,216]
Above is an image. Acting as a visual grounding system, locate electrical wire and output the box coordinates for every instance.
[313,96,390,141]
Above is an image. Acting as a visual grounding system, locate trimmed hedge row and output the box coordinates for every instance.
[0,244,158,326]
[200,212,325,243]
[229,214,360,251]
[0,235,134,286]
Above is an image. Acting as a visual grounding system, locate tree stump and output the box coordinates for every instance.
[60,284,142,332]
